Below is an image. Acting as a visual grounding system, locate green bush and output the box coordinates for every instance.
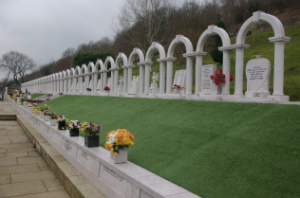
[72,51,115,69]
[210,21,228,64]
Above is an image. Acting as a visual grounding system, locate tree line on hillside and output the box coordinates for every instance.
[0,0,299,91]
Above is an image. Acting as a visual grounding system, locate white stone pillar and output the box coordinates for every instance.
[221,50,231,95]
[234,48,245,96]
[185,57,193,95]
[127,65,134,91]
[60,80,63,93]
[64,79,67,93]
[273,42,285,96]
[194,55,203,95]
[93,73,98,94]
[144,62,151,95]
[110,69,115,93]
[103,71,107,92]
[73,77,77,94]
[166,58,175,94]
[138,63,144,94]
[123,67,128,93]
[114,69,119,94]
[157,60,166,94]
[68,78,71,93]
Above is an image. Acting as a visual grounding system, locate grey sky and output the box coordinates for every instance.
[0,0,196,81]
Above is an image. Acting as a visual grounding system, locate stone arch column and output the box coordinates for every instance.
[234,11,290,100]
[114,53,128,94]
[166,35,194,95]
[128,48,145,93]
[138,63,145,94]
[104,57,115,93]
[146,43,167,94]
[195,25,232,95]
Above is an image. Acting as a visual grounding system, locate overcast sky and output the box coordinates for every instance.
[0,0,199,81]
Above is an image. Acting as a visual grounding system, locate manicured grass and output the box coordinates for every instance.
[43,95,300,198]
[30,94,45,99]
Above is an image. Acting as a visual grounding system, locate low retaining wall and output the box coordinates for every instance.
[6,96,200,198]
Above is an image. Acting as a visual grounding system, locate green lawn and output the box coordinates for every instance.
[43,95,300,198]
[30,94,45,99]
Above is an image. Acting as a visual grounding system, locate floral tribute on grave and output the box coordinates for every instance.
[210,69,234,85]
[104,129,135,163]
[56,115,66,130]
[81,122,102,148]
[66,120,81,137]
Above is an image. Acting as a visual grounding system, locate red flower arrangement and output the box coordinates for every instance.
[210,70,234,85]
[173,84,181,89]
[104,86,110,91]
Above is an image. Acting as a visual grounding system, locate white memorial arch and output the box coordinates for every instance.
[20,12,291,103]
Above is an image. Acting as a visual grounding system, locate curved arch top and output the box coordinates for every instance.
[167,35,193,57]
[87,62,95,73]
[115,53,128,69]
[196,25,231,51]
[81,64,88,74]
[145,42,166,62]
[236,11,286,45]
[129,48,145,64]
[95,59,105,71]
[75,66,81,75]
[104,56,115,70]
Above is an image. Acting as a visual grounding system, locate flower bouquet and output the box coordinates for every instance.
[210,69,234,85]
[104,129,135,163]
[104,86,110,91]
[56,115,66,130]
[66,120,81,137]
[48,112,57,126]
[81,122,102,148]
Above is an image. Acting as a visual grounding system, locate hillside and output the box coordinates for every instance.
[119,23,300,100]
[43,95,300,198]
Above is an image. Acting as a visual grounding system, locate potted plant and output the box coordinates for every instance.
[66,120,81,137]
[81,122,102,148]
[104,129,135,164]
[49,112,57,126]
[56,115,66,130]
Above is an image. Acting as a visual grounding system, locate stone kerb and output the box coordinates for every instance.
[6,96,200,198]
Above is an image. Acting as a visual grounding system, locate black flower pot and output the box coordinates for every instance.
[84,134,99,148]
[57,120,66,130]
[69,128,79,137]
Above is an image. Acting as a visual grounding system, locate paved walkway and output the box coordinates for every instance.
[0,102,70,198]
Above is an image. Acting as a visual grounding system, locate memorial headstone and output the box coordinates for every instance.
[128,76,139,95]
[245,55,271,98]
[117,77,123,94]
[96,79,102,92]
[199,64,220,96]
[149,72,159,96]
[172,70,186,94]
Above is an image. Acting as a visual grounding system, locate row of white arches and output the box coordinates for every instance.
[22,11,290,101]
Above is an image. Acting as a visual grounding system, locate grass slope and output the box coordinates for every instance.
[30,94,45,99]
[44,95,300,198]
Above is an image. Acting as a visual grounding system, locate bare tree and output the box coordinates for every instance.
[0,51,36,85]
[117,0,175,53]
[62,47,76,58]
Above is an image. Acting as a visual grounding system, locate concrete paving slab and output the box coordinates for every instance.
[0,143,29,149]
[10,190,71,198]
[0,157,18,166]
[11,171,56,183]
[43,178,65,191]
[0,139,10,144]
[37,163,51,172]
[10,137,31,143]
[0,152,28,158]
[0,164,40,175]
[17,156,45,165]
[0,180,47,197]
[28,151,39,157]
[6,148,36,153]
[0,175,10,185]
